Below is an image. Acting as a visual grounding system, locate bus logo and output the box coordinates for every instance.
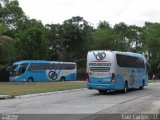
[93,52,106,60]
[48,71,58,80]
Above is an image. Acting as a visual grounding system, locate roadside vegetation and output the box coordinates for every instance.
[0,81,86,96]
[149,80,160,83]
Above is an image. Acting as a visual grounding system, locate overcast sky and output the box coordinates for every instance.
[18,0,160,27]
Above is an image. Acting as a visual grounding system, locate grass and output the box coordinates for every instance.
[149,80,160,83]
[0,80,159,96]
[0,81,86,96]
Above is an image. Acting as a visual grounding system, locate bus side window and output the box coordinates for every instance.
[46,63,51,70]
[116,54,129,67]
[55,63,62,70]
[64,64,75,70]
[28,63,36,71]
[19,63,29,74]
[51,63,55,69]
[37,63,45,70]
[19,66,26,75]
[129,56,137,68]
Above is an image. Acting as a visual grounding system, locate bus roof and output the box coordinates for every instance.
[88,50,146,59]
[13,60,76,65]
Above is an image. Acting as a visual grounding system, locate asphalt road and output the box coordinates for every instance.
[0,82,160,120]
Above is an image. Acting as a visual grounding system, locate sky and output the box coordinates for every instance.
[18,0,160,27]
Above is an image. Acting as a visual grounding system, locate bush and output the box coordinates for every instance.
[0,68,9,82]
[77,68,86,80]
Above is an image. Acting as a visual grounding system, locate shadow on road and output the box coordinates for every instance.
[93,88,146,96]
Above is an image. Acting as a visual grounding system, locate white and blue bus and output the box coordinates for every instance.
[9,60,77,82]
[86,50,149,93]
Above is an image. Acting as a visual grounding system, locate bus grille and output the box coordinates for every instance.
[90,67,110,72]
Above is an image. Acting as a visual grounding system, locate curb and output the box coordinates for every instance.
[0,88,87,100]
[0,95,15,100]
[15,88,87,99]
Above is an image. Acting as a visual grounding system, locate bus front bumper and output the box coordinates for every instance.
[9,76,27,82]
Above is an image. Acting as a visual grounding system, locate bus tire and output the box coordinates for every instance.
[28,77,33,82]
[98,90,107,94]
[139,80,145,90]
[60,76,65,81]
[122,82,128,93]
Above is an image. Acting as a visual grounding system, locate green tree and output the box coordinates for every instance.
[46,23,65,60]
[92,28,115,50]
[90,22,115,50]
[0,0,25,29]
[0,35,16,68]
[0,22,16,68]
[46,16,94,79]
[16,19,48,59]
[0,23,6,34]
[113,22,129,51]
[0,0,26,66]
[97,21,110,29]
[59,16,93,62]
[142,22,160,68]
[127,25,143,53]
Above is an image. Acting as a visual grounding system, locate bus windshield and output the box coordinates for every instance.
[9,63,28,77]
[9,65,19,77]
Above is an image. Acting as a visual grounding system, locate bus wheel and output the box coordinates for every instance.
[98,90,107,94]
[139,80,145,90]
[122,82,128,93]
[28,78,33,82]
[60,77,65,81]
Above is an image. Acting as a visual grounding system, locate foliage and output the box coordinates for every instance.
[113,22,129,51]
[0,22,16,68]
[0,36,16,64]
[46,23,65,60]
[0,0,25,29]
[91,26,115,50]
[97,21,110,29]
[126,25,143,53]
[46,16,94,68]
[141,22,160,76]
[0,23,6,34]
[17,26,48,60]
[62,16,94,62]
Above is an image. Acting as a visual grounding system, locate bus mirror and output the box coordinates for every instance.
[7,66,11,71]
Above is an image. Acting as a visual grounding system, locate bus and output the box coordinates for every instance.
[86,50,149,93]
[9,60,77,82]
